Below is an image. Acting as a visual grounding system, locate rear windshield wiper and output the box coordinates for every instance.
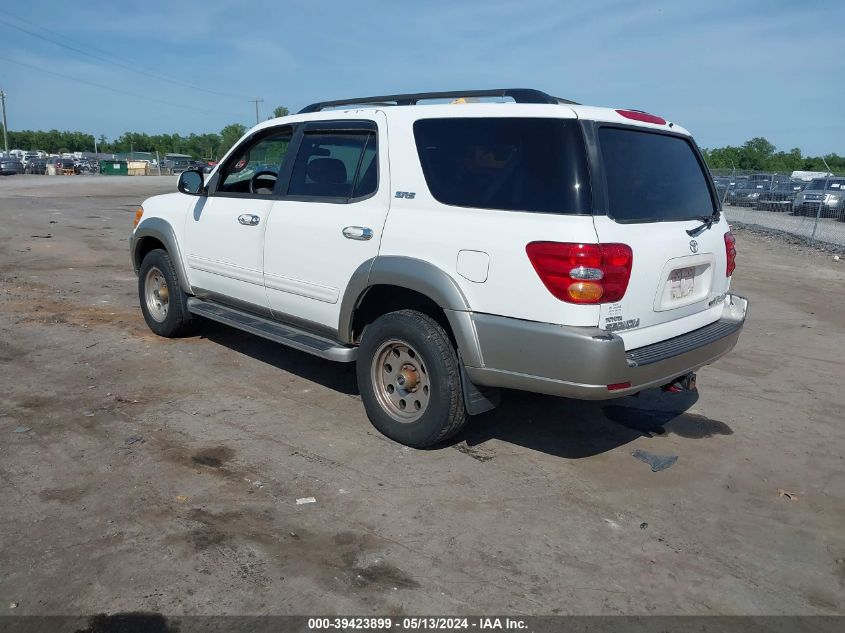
[686,213,720,237]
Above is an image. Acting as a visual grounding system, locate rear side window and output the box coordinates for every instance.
[287,131,377,200]
[599,127,716,222]
[413,118,590,214]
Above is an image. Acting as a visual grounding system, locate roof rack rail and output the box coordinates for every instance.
[298,88,578,113]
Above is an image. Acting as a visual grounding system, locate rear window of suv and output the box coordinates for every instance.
[413,118,590,214]
[599,127,716,222]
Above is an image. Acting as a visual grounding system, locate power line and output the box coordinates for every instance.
[0,14,248,100]
[0,55,242,119]
[5,9,128,63]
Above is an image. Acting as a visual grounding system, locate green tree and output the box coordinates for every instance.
[218,123,247,157]
[736,137,776,170]
[271,105,290,119]
[702,138,844,175]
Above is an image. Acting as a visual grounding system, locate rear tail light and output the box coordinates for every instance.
[526,242,634,304]
[724,232,737,276]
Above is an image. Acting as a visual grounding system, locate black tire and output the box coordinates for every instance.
[357,309,467,448]
[138,248,193,337]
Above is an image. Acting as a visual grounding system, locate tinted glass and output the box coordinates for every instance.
[805,178,845,191]
[287,131,376,200]
[413,118,590,214]
[352,135,377,198]
[599,128,715,222]
[220,129,292,195]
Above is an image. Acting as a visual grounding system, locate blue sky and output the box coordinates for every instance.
[0,0,842,154]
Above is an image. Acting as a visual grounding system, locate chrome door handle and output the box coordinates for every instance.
[342,226,373,241]
[238,214,260,226]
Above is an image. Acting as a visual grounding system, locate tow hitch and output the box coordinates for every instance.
[661,372,697,393]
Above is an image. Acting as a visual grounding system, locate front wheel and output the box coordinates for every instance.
[357,310,467,448]
[138,248,193,337]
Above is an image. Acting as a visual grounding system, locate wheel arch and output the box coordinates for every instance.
[130,217,194,294]
[339,256,483,367]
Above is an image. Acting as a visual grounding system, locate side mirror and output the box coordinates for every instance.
[178,169,205,196]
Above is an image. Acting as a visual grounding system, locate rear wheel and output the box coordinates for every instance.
[138,249,192,337]
[357,310,467,448]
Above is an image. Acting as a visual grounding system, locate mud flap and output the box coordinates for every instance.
[458,359,500,416]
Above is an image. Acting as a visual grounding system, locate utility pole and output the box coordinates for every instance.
[249,98,264,125]
[0,91,8,155]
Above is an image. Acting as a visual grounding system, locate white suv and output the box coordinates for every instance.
[130,89,747,448]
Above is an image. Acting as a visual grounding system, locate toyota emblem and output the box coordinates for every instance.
[689,240,699,253]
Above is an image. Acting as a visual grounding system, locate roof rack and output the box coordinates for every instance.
[298,89,578,113]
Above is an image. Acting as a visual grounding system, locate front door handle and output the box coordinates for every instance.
[238,214,260,226]
[342,226,373,241]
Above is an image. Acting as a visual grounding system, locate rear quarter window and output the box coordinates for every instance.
[599,127,716,222]
[413,117,591,214]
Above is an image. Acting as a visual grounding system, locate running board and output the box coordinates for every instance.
[187,298,357,362]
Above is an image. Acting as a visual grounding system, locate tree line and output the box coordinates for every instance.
[4,116,843,174]
[701,137,843,174]
[3,106,290,160]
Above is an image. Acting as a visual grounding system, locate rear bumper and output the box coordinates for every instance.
[465,295,748,400]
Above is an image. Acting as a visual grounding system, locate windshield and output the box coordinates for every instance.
[598,127,715,222]
[806,178,845,191]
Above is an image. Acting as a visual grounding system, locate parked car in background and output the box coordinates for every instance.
[25,158,47,174]
[76,159,98,174]
[171,159,196,175]
[792,177,845,218]
[46,157,78,175]
[0,156,25,175]
[755,180,805,211]
[733,176,749,189]
[713,176,731,202]
[726,178,769,206]
[746,173,775,187]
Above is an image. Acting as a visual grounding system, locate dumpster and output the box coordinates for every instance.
[127,160,150,176]
[99,160,128,176]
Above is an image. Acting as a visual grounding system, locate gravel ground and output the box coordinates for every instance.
[724,204,845,249]
[0,176,843,616]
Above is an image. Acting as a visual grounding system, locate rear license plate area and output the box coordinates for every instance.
[654,255,715,311]
[668,266,696,300]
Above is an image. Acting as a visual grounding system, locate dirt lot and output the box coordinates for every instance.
[0,176,843,616]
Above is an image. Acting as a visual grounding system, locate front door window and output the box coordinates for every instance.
[217,130,292,196]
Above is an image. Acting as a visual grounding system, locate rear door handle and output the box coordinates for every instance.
[238,214,260,226]
[342,226,373,241]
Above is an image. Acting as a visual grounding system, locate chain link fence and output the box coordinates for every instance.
[712,168,845,247]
